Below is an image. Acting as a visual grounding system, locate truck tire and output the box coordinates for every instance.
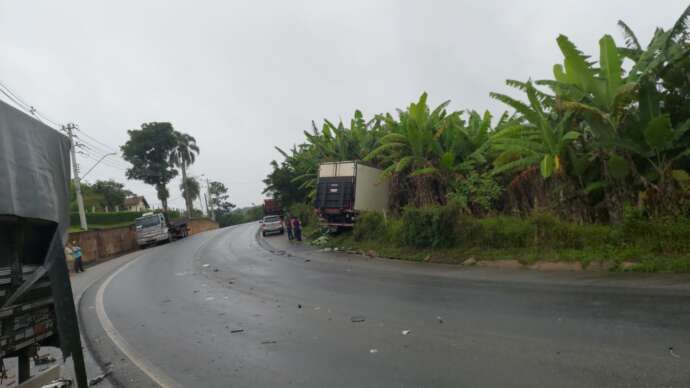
[280,228,284,235]
[262,231,266,237]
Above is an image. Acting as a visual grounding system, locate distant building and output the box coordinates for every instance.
[124,196,149,212]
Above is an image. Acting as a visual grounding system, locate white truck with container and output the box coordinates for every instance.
[314,161,390,229]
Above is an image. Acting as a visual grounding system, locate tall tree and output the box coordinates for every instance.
[179,177,201,211]
[208,181,236,214]
[169,131,200,218]
[121,122,178,212]
[91,180,133,210]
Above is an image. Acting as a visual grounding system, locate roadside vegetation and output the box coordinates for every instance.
[264,8,690,272]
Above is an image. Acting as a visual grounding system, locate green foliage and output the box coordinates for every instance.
[209,181,235,214]
[288,203,318,228]
[216,205,263,227]
[399,205,458,248]
[169,131,200,216]
[353,211,386,241]
[121,122,178,210]
[179,177,200,208]
[69,210,183,227]
[262,7,690,225]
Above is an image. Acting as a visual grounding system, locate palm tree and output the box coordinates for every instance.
[179,177,201,214]
[169,132,200,218]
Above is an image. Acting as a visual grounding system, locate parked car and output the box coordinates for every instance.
[260,215,284,236]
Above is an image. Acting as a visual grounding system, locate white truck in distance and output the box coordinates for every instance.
[135,212,171,247]
[314,161,390,229]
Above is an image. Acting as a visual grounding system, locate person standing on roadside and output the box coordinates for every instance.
[71,241,85,273]
[285,215,294,241]
[293,217,302,242]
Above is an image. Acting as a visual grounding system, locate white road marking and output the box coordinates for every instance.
[95,254,183,388]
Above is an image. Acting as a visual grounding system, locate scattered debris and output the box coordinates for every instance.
[333,247,339,252]
[88,371,111,386]
[314,306,321,311]
[401,330,411,336]
[230,329,244,334]
[436,316,444,324]
[369,348,378,354]
[323,247,333,252]
[351,315,366,323]
[669,347,680,358]
[223,296,229,299]
[228,280,234,285]
[205,297,215,301]
[213,268,219,272]
[34,354,56,365]
[287,253,293,257]
[42,379,73,388]
[298,304,302,309]
[463,257,477,266]
[193,290,199,294]
[202,264,210,268]
[304,259,311,263]
[276,250,286,256]
[261,340,277,344]
[162,298,172,303]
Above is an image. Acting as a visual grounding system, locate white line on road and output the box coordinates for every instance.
[95,252,183,388]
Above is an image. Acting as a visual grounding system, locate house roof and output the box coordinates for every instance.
[124,196,149,208]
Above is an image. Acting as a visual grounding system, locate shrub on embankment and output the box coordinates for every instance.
[346,207,690,272]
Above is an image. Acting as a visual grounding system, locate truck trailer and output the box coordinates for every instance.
[314,161,390,229]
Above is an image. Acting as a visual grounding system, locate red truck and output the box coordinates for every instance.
[263,198,283,217]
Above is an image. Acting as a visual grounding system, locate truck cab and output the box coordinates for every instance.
[135,212,171,247]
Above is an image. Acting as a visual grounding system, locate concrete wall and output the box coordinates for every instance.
[67,218,219,268]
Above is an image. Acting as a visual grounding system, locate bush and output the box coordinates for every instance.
[400,205,458,248]
[70,210,182,227]
[288,203,318,228]
[353,211,386,241]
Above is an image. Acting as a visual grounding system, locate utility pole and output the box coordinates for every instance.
[66,123,88,230]
[206,177,215,221]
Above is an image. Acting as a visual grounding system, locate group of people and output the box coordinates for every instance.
[284,216,302,241]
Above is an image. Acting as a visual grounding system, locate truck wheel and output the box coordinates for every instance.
[262,231,266,237]
[280,228,284,235]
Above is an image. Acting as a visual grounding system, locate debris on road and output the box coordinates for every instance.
[230,329,244,334]
[202,264,210,268]
[669,347,680,358]
[42,379,73,388]
[205,297,215,301]
[162,298,172,303]
[436,316,444,324]
[351,315,366,323]
[369,348,378,354]
[34,354,56,365]
[193,290,199,293]
[304,259,311,263]
[88,371,111,386]
[298,304,302,309]
[261,340,277,344]
[213,268,219,272]
[401,330,411,336]
[314,306,320,311]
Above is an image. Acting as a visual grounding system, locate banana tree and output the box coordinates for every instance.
[490,81,579,178]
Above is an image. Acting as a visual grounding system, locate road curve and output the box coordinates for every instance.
[94,223,690,387]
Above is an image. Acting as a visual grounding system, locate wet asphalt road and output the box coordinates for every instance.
[92,223,690,387]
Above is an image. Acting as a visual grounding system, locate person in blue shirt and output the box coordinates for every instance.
[70,241,85,273]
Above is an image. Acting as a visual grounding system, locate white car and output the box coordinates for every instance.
[261,215,284,236]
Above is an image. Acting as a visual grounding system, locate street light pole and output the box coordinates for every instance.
[206,177,215,221]
[66,123,88,230]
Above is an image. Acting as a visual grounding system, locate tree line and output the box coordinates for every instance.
[264,7,690,224]
[119,122,235,218]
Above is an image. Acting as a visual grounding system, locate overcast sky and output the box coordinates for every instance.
[0,1,686,209]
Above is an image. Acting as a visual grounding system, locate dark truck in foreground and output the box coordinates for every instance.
[315,161,390,229]
[0,99,87,386]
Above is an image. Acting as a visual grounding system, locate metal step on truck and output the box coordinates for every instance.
[314,161,391,230]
